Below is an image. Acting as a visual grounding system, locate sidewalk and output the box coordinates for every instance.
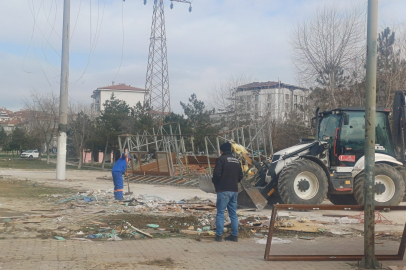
[0,236,405,270]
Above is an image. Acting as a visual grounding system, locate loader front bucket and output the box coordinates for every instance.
[198,175,267,210]
[237,178,267,210]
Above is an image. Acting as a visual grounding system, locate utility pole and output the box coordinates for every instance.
[56,0,70,181]
[360,0,379,268]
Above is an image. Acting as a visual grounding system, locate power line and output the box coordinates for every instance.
[113,0,125,82]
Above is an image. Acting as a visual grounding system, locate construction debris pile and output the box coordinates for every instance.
[0,189,273,241]
[1,186,402,243]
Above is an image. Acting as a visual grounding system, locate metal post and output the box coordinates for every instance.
[236,128,240,144]
[153,128,159,150]
[262,124,267,158]
[56,0,70,181]
[216,136,221,156]
[267,119,274,156]
[136,133,140,151]
[241,128,246,148]
[248,127,253,159]
[360,0,380,268]
[170,125,182,178]
[205,136,212,175]
[255,123,260,161]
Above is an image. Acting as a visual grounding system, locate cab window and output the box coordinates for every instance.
[318,113,341,143]
[339,111,394,156]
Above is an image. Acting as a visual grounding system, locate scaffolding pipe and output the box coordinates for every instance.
[170,125,183,178]
[248,127,254,159]
[255,123,260,162]
[153,128,159,150]
[205,137,212,175]
[267,119,274,156]
[216,136,221,156]
[241,127,246,147]
[262,125,267,158]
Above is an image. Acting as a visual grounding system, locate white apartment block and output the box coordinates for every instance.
[91,83,147,115]
[234,81,308,121]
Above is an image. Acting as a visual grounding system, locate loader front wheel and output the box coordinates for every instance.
[278,159,328,205]
[354,163,405,206]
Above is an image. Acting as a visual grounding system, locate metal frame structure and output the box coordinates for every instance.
[117,118,273,186]
[264,204,406,261]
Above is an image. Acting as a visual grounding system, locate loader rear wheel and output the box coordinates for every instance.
[327,194,358,205]
[354,163,405,206]
[278,159,328,205]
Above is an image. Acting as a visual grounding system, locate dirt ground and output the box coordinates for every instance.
[0,168,406,247]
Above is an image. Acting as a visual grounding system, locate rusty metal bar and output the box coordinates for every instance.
[264,204,406,261]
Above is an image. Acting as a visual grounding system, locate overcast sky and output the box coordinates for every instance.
[1,0,406,113]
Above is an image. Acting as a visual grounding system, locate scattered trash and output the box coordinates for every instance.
[54,236,65,241]
[299,236,315,240]
[146,224,159,228]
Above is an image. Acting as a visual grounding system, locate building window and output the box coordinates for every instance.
[267,103,271,108]
[300,96,303,103]
[294,95,298,102]
[246,103,250,111]
[255,95,259,102]
[267,94,271,100]
[255,104,258,111]
[294,104,297,109]
[285,103,289,110]
[285,94,289,100]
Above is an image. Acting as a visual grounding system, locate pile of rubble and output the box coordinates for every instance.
[0,189,274,241]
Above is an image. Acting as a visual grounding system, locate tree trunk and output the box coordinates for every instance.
[101,139,108,170]
[78,147,83,169]
[46,143,50,164]
[91,144,94,167]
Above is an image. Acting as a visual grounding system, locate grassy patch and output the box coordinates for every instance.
[0,158,112,171]
[0,179,74,198]
[0,159,57,170]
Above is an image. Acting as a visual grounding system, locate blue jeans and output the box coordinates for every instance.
[216,191,238,237]
[112,171,124,200]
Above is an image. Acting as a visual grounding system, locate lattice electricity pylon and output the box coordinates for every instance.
[144,0,192,117]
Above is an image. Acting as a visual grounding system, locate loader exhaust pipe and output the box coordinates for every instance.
[315,107,320,141]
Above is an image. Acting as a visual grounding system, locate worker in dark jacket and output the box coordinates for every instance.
[212,142,243,242]
[112,153,130,200]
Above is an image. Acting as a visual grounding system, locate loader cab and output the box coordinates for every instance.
[317,108,395,166]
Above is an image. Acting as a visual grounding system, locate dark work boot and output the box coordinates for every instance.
[224,235,238,242]
[215,235,222,242]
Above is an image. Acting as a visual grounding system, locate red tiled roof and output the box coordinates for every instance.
[1,119,20,125]
[98,84,146,92]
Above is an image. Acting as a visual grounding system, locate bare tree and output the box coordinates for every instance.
[207,74,254,130]
[25,92,59,164]
[207,74,253,113]
[291,4,365,108]
[68,103,92,169]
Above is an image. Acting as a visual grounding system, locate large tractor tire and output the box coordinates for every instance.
[278,159,328,205]
[354,163,405,206]
[327,194,358,205]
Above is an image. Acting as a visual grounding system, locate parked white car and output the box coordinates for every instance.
[21,150,39,158]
